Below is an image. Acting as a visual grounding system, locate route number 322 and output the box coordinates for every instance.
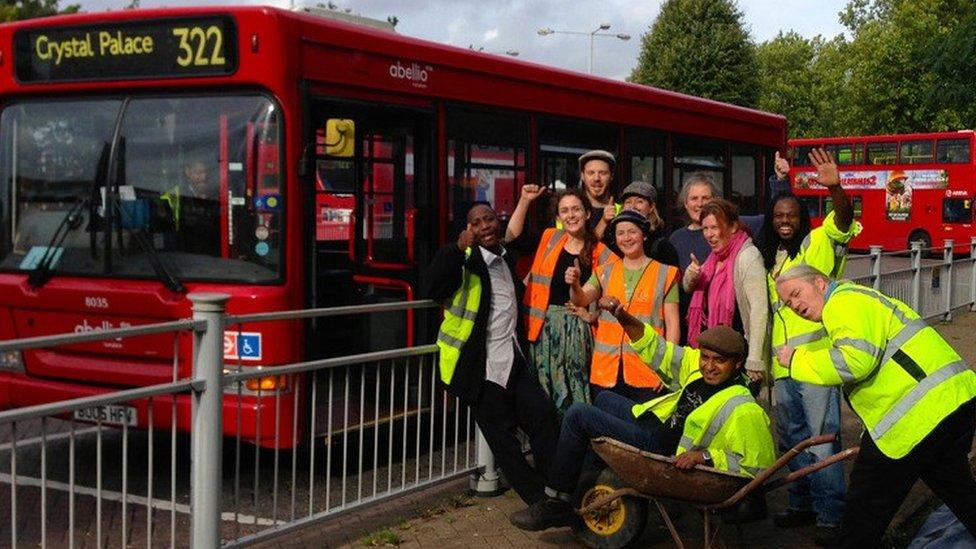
[172,26,226,67]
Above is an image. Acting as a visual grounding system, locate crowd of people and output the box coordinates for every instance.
[423,148,976,548]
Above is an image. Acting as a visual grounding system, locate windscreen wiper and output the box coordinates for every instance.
[112,199,186,293]
[26,197,88,289]
[111,138,185,294]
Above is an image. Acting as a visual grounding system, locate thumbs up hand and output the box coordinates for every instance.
[774,151,791,180]
[686,253,702,284]
[565,258,582,286]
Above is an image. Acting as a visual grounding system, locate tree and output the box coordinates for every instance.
[630,0,759,108]
[839,0,973,134]
[756,32,855,138]
[0,0,80,22]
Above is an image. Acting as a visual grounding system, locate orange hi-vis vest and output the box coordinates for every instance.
[591,259,678,389]
[524,228,617,342]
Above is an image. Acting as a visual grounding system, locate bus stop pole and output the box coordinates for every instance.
[944,240,954,322]
[911,241,922,311]
[471,425,502,496]
[870,245,882,291]
[970,237,976,312]
[189,293,230,548]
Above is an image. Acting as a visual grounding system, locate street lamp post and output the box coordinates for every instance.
[468,44,520,57]
[537,23,630,74]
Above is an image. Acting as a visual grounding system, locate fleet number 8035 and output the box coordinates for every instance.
[172,26,226,67]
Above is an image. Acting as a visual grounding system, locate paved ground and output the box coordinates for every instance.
[251,312,976,549]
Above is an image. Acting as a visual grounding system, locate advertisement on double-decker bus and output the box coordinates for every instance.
[795,168,949,221]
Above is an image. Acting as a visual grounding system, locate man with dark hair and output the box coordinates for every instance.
[158,159,220,255]
[758,149,860,545]
[509,297,775,531]
[423,202,559,505]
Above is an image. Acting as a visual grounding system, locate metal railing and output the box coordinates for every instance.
[0,309,207,548]
[0,297,485,548]
[845,238,976,322]
[3,239,976,547]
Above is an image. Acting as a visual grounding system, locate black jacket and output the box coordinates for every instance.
[422,243,525,404]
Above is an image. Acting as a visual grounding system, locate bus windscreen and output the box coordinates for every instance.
[14,16,238,82]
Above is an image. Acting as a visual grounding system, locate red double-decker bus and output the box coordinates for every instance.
[789,131,976,252]
[0,6,785,446]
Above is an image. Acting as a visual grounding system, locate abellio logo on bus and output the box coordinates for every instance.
[388,60,431,89]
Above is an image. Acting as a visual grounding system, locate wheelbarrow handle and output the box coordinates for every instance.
[763,446,860,493]
[709,434,850,510]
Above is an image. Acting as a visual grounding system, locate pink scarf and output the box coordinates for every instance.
[687,230,750,347]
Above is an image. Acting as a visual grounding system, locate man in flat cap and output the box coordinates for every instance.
[509,294,775,531]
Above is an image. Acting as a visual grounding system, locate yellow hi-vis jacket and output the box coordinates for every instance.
[628,325,776,477]
[769,211,862,379]
[790,282,976,459]
[435,248,481,385]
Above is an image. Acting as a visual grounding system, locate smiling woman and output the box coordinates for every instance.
[509,186,617,417]
[567,209,681,403]
[683,199,769,379]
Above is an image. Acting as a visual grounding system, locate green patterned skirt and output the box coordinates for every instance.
[528,305,593,417]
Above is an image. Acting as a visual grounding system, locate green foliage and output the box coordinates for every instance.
[754,0,976,138]
[630,0,759,108]
[360,528,401,546]
[0,0,80,22]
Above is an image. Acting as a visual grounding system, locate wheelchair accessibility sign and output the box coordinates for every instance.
[224,332,262,361]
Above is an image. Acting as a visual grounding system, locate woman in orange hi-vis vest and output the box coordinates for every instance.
[568,210,680,403]
[506,186,616,417]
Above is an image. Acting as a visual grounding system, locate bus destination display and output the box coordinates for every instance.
[14,16,238,82]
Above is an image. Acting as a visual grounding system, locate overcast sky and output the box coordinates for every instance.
[77,0,849,80]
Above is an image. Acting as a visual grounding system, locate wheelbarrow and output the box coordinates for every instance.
[573,434,859,548]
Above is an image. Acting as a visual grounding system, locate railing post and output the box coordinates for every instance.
[870,245,883,291]
[189,293,229,549]
[911,241,922,312]
[470,425,501,496]
[944,240,954,322]
[970,237,976,312]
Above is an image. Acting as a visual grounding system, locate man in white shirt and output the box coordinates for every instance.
[424,202,558,505]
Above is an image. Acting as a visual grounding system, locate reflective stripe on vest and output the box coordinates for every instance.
[825,283,976,458]
[436,249,482,385]
[678,394,753,451]
[724,450,764,477]
[869,360,969,440]
[523,229,616,342]
[590,260,676,388]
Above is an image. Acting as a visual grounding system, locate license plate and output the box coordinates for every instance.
[73,404,137,427]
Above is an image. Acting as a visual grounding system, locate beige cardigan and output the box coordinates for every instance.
[682,238,770,373]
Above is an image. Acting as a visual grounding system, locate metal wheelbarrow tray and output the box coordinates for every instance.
[576,434,860,549]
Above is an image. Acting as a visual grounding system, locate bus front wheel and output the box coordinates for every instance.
[908,230,931,253]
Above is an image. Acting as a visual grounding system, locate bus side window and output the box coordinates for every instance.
[867,142,897,165]
[937,139,971,164]
[900,140,934,165]
[799,196,821,218]
[446,108,527,237]
[825,195,863,218]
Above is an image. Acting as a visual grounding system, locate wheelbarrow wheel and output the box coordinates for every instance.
[572,468,647,549]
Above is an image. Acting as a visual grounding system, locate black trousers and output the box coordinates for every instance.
[837,398,976,548]
[472,356,559,505]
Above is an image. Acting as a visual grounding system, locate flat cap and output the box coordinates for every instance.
[697,326,747,358]
[621,181,657,203]
[578,149,616,172]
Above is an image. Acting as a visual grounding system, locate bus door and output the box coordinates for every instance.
[309,102,433,354]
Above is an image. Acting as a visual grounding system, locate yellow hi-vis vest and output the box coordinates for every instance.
[435,248,482,385]
[628,325,776,478]
[790,282,976,459]
[160,185,181,231]
[769,211,862,379]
